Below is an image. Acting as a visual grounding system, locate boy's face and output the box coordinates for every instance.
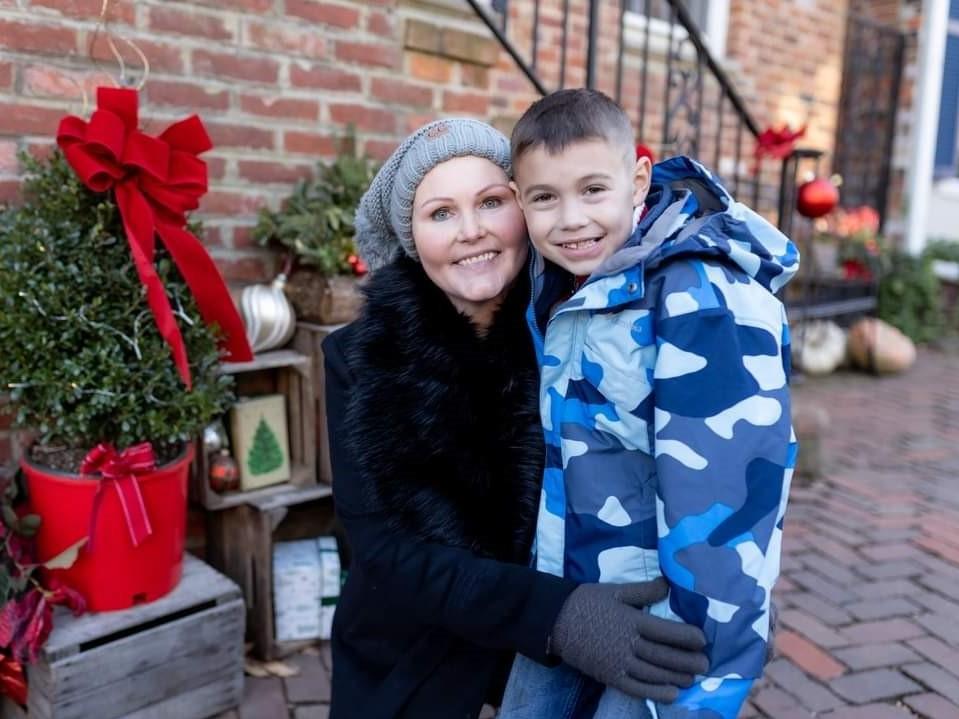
[511,138,652,277]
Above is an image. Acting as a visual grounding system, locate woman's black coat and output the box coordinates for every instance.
[323,257,577,719]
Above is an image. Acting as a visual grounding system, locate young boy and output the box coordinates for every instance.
[501,89,799,719]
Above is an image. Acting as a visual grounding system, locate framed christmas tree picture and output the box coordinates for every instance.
[230,394,292,490]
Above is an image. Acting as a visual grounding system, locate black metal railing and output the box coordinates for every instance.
[834,14,906,232]
[466,0,779,218]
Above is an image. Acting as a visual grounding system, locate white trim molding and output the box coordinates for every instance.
[906,0,950,255]
[704,0,731,59]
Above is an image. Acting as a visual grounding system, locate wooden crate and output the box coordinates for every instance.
[292,322,344,485]
[206,485,338,661]
[191,349,317,510]
[2,555,244,719]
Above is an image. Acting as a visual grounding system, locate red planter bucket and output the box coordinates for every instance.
[22,445,194,612]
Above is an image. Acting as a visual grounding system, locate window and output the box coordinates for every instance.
[933,0,959,177]
[625,0,709,31]
[625,0,727,58]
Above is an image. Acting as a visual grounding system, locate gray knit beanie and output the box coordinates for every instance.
[354,118,512,271]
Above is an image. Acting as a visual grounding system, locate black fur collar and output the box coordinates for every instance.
[344,256,542,562]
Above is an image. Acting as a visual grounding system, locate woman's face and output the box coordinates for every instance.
[411,156,528,326]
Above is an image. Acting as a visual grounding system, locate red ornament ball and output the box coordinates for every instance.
[797,177,839,218]
[209,450,240,493]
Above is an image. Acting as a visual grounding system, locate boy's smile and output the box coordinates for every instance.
[511,138,651,277]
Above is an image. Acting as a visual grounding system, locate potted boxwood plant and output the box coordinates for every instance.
[254,143,377,324]
[0,89,246,611]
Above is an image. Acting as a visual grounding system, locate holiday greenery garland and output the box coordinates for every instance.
[253,151,378,277]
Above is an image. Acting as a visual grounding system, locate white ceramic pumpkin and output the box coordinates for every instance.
[792,320,847,375]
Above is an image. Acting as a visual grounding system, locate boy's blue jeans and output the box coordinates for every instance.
[498,654,655,719]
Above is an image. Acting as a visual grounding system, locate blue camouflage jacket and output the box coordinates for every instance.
[526,157,799,719]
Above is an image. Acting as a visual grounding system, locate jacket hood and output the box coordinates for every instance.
[622,156,799,295]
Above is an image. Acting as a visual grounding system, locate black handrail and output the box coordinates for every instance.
[463,0,547,96]
[585,0,601,90]
[666,0,760,137]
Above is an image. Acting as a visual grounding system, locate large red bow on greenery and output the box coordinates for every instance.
[81,442,156,549]
[56,87,252,387]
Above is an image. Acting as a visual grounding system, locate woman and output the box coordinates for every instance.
[323,119,708,719]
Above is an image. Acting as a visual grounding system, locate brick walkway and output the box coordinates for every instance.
[225,348,959,719]
[745,348,959,719]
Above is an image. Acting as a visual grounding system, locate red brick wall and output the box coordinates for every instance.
[723,0,918,234]
[725,0,850,160]
[0,1,545,287]
[850,0,904,26]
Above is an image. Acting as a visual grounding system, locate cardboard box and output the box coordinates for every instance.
[272,537,341,642]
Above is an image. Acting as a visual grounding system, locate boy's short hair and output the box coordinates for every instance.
[511,88,634,166]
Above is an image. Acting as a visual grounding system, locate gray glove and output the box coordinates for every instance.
[550,578,709,704]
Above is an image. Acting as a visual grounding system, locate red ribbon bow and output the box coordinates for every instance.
[81,442,157,549]
[755,124,807,161]
[56,87,252,387]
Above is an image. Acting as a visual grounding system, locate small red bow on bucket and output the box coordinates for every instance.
[56,87,252,387]
[81,443,157,550]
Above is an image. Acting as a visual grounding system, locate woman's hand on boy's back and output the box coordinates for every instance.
[549,577,709,703]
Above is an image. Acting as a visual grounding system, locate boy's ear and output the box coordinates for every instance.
[509,180,525,211]
[632,156,653,207]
